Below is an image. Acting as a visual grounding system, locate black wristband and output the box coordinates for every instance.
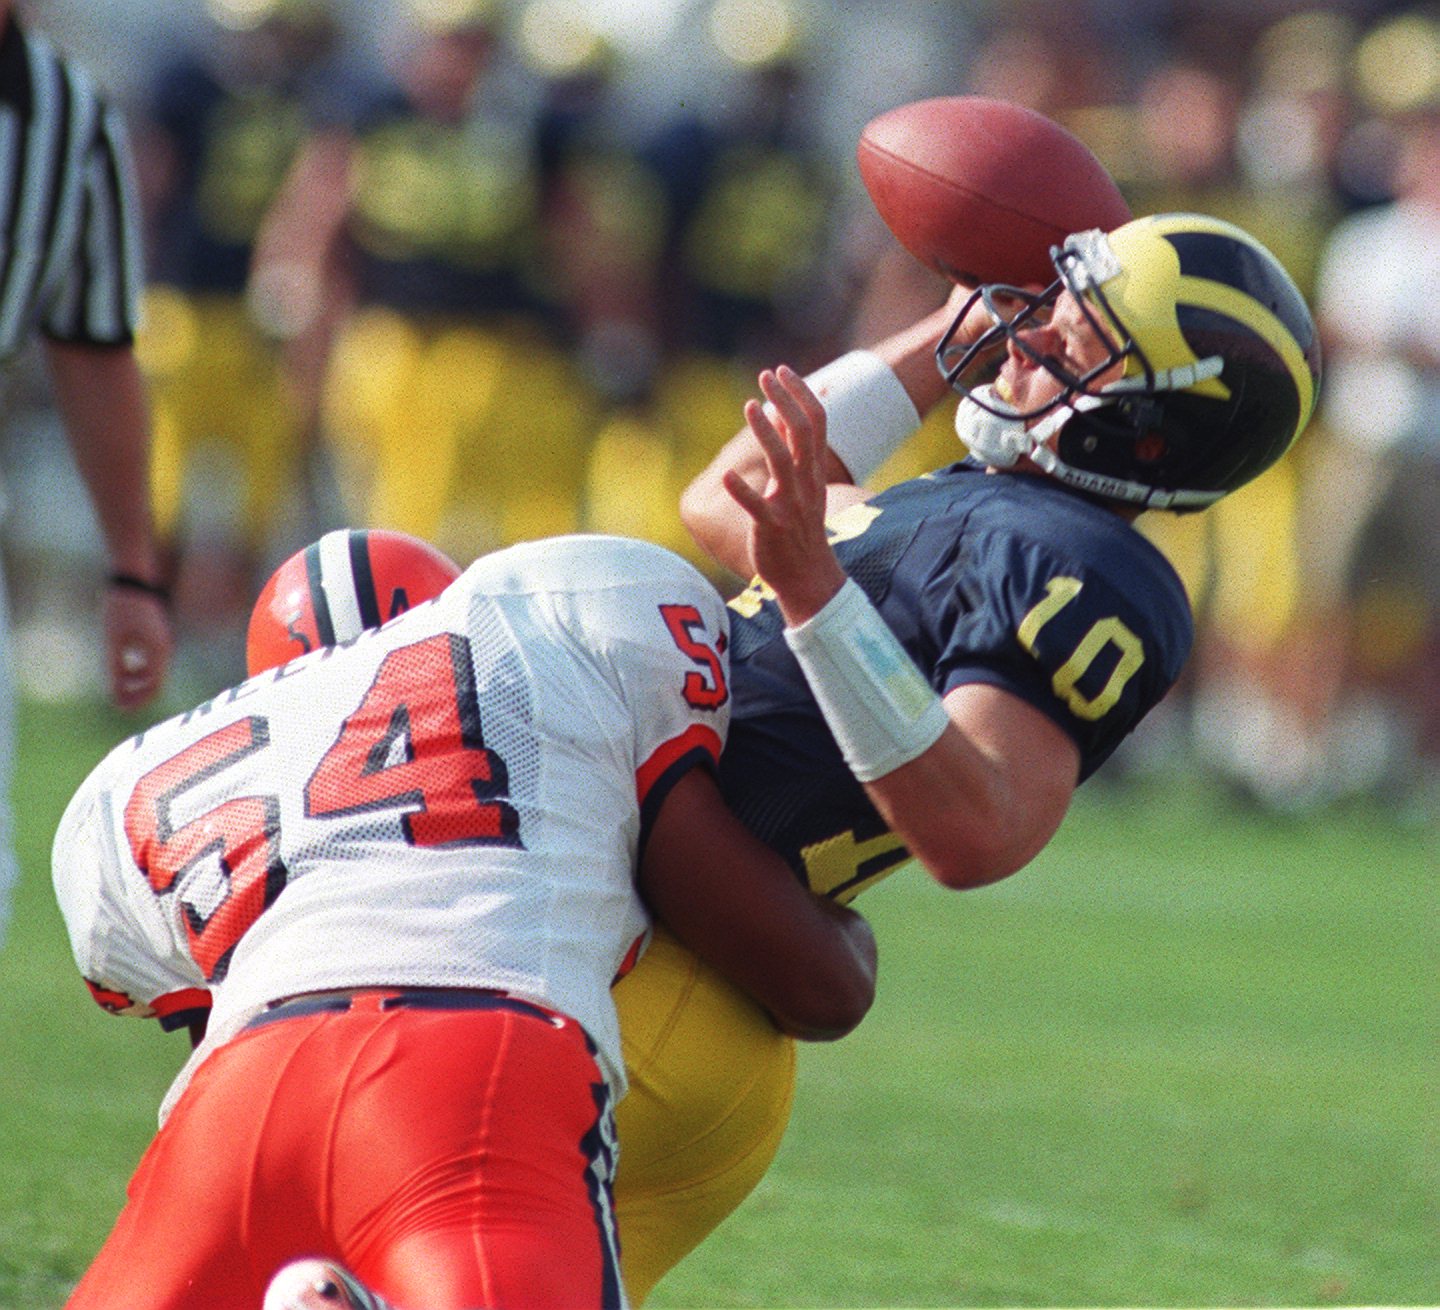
[107,572,171,604]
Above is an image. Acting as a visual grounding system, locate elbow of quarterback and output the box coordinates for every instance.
[910,807,1059,892]
[923,845,1029,892]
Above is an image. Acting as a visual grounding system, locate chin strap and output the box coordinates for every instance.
[952,386,1224,510]
[953,386,1103,470]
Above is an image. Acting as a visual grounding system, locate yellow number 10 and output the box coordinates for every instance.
[1017,577,1145,721]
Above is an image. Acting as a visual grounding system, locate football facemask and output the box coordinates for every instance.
[246,528,462,676]
[936,213,1322,510]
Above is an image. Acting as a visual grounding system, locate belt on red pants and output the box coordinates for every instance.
[245,987,565,1031]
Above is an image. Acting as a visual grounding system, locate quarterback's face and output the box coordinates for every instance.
[995,289,1122,417]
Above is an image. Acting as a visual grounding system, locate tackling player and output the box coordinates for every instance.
[51,531,876,1310]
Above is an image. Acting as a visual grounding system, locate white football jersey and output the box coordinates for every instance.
[53,536,732,1101]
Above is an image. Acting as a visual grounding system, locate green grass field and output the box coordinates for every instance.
[1,697,1434,1308]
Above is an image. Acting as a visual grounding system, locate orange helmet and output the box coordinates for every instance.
[246,528,462,676]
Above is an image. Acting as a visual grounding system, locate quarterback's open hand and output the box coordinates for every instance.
[723,366,848,627]
[103,586,174,709]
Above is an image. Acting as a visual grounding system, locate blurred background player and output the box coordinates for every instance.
[251,0,618,564]
[576,0,853,558]
[1277,20,1440,815]
[133,0,369,678]
[53,526,876,1309]
[0,0,173,948]
[1097,17,1337,787]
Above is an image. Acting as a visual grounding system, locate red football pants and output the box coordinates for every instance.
[66,992,624,1310]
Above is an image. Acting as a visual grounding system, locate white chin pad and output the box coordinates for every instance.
[953,389,1030,467]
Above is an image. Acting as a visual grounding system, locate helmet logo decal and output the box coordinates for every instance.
[285,617,313,654]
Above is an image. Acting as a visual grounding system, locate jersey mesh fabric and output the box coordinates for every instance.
[52,785,201,1017]
[51,536,731,1114]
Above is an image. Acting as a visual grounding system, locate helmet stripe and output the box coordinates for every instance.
[316,529,364,644]
[347,530,383,630]
[1162,230,1315,351]
[1160,227,1319,426]
[302,542,336,648]
[1176,275,1317,426]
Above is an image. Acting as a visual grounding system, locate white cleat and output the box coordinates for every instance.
[263,1258,397,1310]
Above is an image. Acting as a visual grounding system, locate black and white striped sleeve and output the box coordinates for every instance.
[37,55,143,346]
[0,30,143,354]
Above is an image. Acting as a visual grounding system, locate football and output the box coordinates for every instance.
[856,96,1133,286]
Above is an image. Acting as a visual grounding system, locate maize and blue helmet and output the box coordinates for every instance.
[938,212,1323,510]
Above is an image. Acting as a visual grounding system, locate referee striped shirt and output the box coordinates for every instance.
[0,18,142,358]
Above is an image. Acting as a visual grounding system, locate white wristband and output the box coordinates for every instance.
[805,350,921,484]
[784,579,949,783]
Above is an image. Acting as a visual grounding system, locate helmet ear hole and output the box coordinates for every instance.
[1134,433,1167,463]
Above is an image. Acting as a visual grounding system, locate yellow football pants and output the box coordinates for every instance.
[319,310,596,558]
[139,290,303,553]
[1140,454,1301,655]
[612,926,797,1304]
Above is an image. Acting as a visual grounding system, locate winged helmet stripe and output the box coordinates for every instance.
[1174,274,1318,426]
[1160,227,1318,425]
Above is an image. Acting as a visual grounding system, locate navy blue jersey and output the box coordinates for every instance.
[718,463,1194,900]
[344,92,547,319]
[146,55,365,293]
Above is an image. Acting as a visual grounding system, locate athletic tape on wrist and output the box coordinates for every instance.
[805,350,920,483]
[784,579,949,783]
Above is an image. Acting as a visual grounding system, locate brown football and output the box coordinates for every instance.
[857,96,1133,286]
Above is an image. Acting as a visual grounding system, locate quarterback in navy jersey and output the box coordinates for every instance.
[592,212,1319,1302]
[718,460,1194,899]
[686,213,1321,910]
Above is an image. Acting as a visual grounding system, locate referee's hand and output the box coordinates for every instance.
[103,587,174,709]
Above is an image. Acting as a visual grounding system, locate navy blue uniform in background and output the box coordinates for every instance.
[719,464,1194,900]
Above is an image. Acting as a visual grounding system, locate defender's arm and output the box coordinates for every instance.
[638,767,877,1042]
